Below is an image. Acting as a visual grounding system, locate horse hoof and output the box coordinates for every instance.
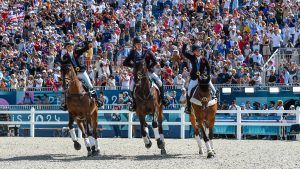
[92,149,100,156]
[212,150,216,155]
[145,141,152,149]
[73,141,81,150]
[87,151,93,157]
[161,149,167,155]
[207,151,214,159]
[157,139,165,149]
[199,149,204,155]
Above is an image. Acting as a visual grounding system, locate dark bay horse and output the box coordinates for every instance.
[190,74,218,158]
[61,64,99,157]
[134,61,166,155]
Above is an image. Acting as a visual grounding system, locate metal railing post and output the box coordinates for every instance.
[128,111,133,139]
[236,107,242,140]
[180,107,185,139]
[296,107,300,141]
[30,107,35,137]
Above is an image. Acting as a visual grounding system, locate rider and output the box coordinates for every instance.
[123,36,170,111]
[60,40,102,111]
[182,42,217,114]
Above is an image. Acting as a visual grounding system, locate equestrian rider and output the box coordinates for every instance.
[182,42,217,114]
[60,40,101,111]
[123,36,170,111]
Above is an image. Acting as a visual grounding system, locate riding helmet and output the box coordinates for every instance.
[133,36,142,45]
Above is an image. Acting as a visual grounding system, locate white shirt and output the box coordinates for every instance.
[271,33,282,47]
[121,75,130,89]
[35,78,43,88]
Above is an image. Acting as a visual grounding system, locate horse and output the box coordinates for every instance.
[133,60,166,155]
[61,63,99,157]
[189,73,218,158]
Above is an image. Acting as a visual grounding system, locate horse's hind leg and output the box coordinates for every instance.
[91,110,100,156]
[77,120,92,157]
[156,106,166,155]
[139,115,152,149]
[199,122,214,158]
[191,107,203,155]
[68,114,81,150]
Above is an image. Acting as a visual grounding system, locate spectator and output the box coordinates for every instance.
[179,88,187,106]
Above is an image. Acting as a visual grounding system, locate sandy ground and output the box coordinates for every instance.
[0,138,299,169]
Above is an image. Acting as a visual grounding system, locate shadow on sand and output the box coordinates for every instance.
[0,153,200,162]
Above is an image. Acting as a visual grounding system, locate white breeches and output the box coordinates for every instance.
[77,71,93,90]
[148,72,162,87]
[188,79,198,96]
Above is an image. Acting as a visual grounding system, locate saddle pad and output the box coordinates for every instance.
[190,85,217,107]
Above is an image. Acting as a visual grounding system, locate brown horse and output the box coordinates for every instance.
[61,63,99,157]
[134,61,166,155]
[190,74,218,158]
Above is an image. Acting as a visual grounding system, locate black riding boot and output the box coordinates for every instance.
[129,91,136,112]
[184,95,191,114]
[60,92,68,111]
[91,90,102,107]
[159,86,170,106]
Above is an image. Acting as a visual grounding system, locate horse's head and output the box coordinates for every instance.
[61,64,81,92]
[197,72,210,91]
[135,61,148,85]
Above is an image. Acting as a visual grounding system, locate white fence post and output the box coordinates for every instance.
[180,107,185,139]
[30,107,35,137]
[128,111,133,139]
[296,107,300,141]
[236,107,242,140]
[78,128,82,138]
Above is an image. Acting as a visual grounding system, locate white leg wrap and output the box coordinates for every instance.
[209,140,214,150]
[143,136,150,144]
[153,127,160,140]
[160,134,165,142]
[84,138,91,148]
[145,127,149,136]
[205,142,212,152]
[69,128,77,141]
[195,135,202,149]
[88,136,95,147]
[94,138,100,150]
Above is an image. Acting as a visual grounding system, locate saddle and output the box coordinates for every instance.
[190,85,217,107]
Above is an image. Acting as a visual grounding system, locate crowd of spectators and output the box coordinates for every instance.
[0,0,300,92]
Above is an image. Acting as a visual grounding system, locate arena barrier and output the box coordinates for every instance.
[0,106,299,140]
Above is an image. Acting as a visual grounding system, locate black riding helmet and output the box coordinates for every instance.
[133,36,142,45]
[191,44,201,52]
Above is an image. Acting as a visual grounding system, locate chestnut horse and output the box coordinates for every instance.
[190,74,218,158]
[134,61,166,155]
[61,64,99,157]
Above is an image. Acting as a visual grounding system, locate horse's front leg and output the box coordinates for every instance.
[157,106,167,155]
[77,119,92,157]
[68,114,81,150]
[199,122,214,158]
[191,106,203,155]
[139,115,152,149]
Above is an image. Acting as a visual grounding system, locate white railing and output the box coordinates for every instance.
[0,107,299,140]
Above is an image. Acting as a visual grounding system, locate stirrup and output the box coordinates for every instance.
[162,98,170,106]
[129,103,136,112]
[60,104,68,111]
[184,107,191,114]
